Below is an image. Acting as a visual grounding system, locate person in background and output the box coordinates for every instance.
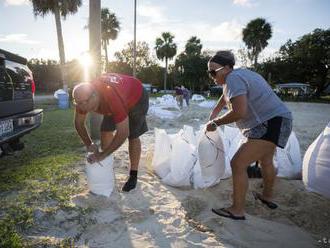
[175,86,184,108]
[206,50,292,220]
[73,73,149,192]
[181,85,190,106]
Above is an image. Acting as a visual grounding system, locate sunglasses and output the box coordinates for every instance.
[207,66,224,78]
[73,92,96,106]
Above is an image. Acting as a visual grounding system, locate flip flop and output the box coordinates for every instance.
[211,208,246,220]
[252,191,278,209]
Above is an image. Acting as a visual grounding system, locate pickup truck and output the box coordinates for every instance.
[0,49,43,156]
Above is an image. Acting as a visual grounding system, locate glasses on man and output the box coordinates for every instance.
[207,66,224,78]
[72,92,95,106]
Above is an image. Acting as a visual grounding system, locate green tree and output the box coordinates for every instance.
[185,36,202,56]
[279,28,330,96]
[242,18,272,68]
[237,47,251,68]
[101,8,120,70]
[138,64,163,87]
[107,61,132,75]
[155,32,177,90]
[114,41,155,74]
[175,36,210,92]
[30,0,82,90]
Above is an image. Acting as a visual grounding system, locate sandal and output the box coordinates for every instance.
[252,191,278,209]
[211,208,246,220]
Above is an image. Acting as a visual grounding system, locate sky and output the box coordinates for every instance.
[0,0,329,65]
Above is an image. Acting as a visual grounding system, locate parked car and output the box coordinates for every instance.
[158,89,176,94]
[209,85,223,97]
[142,83,152,93]
[274,82,313,99]
[0,49,43,156]
[151,86,158,93]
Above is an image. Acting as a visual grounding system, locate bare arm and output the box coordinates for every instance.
[74,110,92,147]
[213,94,247,126]
[100,117,129,158]
[209,94,226,120]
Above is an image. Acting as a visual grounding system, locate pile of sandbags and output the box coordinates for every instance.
[152,125,232,188]
[191,94,206,102]
[148,94,182,119]
[152,124,303,189]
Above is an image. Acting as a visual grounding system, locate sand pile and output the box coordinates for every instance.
[27,101,330,247]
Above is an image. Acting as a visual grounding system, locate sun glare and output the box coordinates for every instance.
[79,53,92,69]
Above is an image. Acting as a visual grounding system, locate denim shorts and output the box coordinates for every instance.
[242,116,292,148]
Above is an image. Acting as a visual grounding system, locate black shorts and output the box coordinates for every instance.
[242,116,292,148]
[101,88,149,139]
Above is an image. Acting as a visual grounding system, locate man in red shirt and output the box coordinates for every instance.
[73,73,149,192]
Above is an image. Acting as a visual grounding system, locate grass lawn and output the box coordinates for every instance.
[0,106,85,247]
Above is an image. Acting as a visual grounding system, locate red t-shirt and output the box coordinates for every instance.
[76,73,143,124]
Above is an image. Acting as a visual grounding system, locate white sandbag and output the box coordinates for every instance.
[223,125,245,160]
[156,94,180,109]
[218,127,233,178]
[274,131,302,179]
[85,155,114,197]
[182,125,196,146]
[191,94,206,101]
[192,160,204,188]
[194,128,227,188]
[152,129,172,179]
[303,122,330,199]
[148,106,182,119]
[162,133,197,187]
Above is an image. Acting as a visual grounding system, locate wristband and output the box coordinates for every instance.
[211,121,218,129]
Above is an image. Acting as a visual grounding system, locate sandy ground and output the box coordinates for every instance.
[29,101,330,247]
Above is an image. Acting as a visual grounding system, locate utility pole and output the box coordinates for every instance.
[133,0,137,77]
[89,0,102,140]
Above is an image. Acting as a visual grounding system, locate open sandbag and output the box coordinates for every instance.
[193,128,227,188]
[85,155,114,197]
[303,122,330,199]
[274,131,302,179]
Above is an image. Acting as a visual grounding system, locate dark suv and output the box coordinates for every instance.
[209,85,223,97]
[0,49,43,156]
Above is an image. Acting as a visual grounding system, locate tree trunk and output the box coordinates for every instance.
[89,0,102,140]
[103,41,109,72]
[54,3,67,91]
[164,58,168,90]
[254,48,258,69]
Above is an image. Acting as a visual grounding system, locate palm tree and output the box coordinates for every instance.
[242,18,272,68]
[101,8,120,71]
[155,32,177,90]
[30,0,82,91]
